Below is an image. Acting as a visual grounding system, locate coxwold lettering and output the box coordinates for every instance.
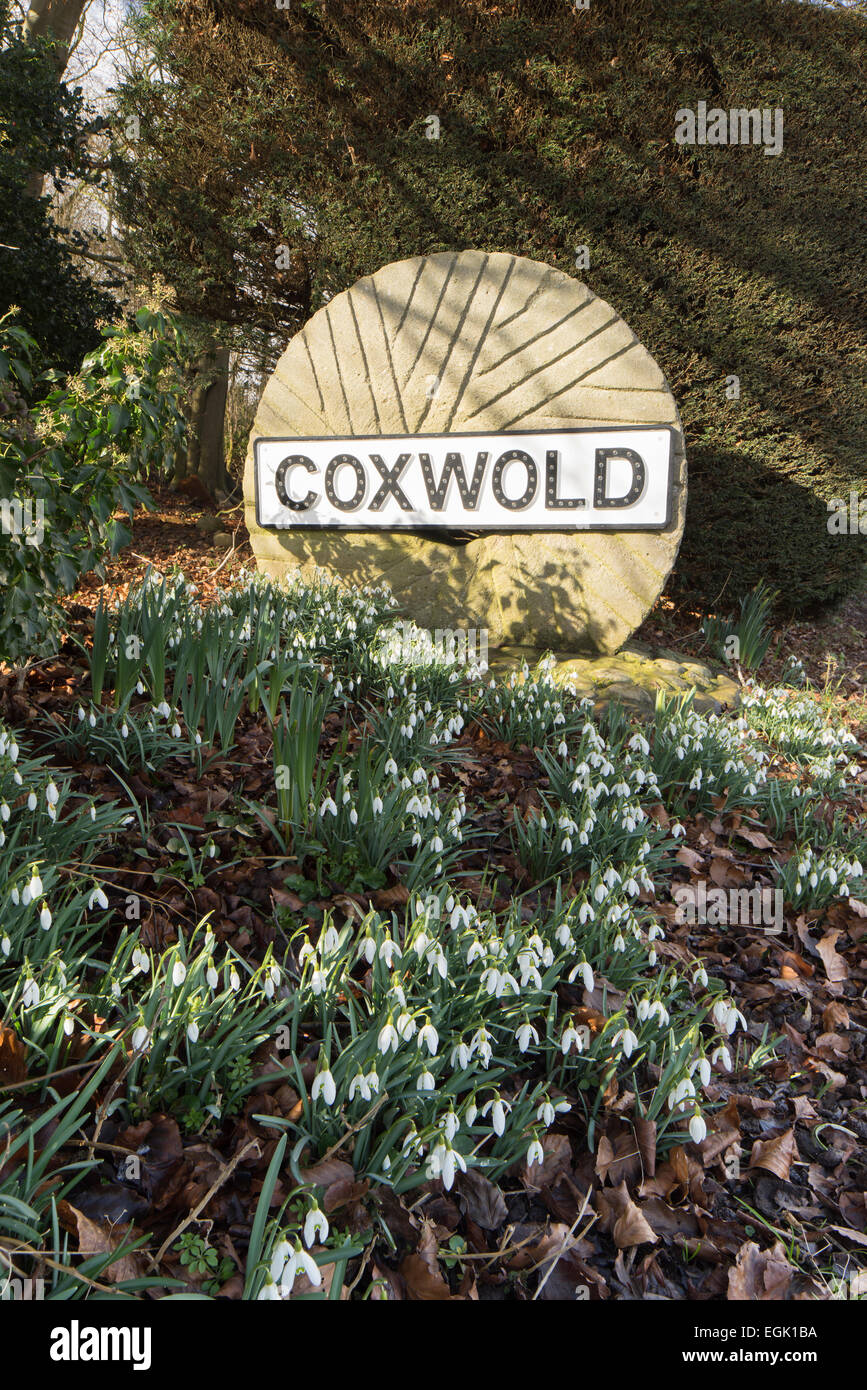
[254,427,674,532]
[49,1321,152,1371]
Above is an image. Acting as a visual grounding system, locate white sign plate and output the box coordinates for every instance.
[254,427,674,531]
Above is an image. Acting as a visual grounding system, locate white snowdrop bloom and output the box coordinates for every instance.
[45,782,59,807]
[712,1045,733,1072]
[689,1112,707,1144]
[427,946,448,980]
[0,803,8,822]
[378,1020,399,1054]
[172,961,187,987]
[88,886,109,911]
[693,966,708,989]
[63,1015,74,1037]
[560,1023,583,1055]
[417,1069,436,1092]
[318,795,338,818]
[593,883,607,904]
[22,978,40,1009]
[379,938,402,967]
[349,1072,369,1102]
[372,795,384,815]
[430,834,444,854]
[28,869,43,899]
[157,701,171,719]
[358,937,376,965]
[613,934,626,953]
[515,1022,539,1052]
[526,1139,545,1169]
[481,966,501,996]
[637,999,650,1023]
[77,705,86,722]
[671,823,685,839]
[496,971,520,998]
[89,803,96,821]
[578,901,595,925]
[311,1069,336,1106]
[27,792,37,812]
[451,1040,472,1069]
[0,936,10,956]
[471,1026,493,1067]
[616,1029,639,1059]
[229,967,241,992]
[132,1024,149,1052]
[187,1020,199,1044]
[724,1005,746,1036]
[697,1057,711,1087]
[440,1145,466,1192]
[418,1021,439,1056]
[304,1206,329,1249]
[111,980,122,1000]
[39,903,51,930]
[384,757,398,776]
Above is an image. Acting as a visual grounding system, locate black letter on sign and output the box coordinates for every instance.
[593,448,646,509]
[324,454,366,511]
[419,452,488,511]
[492,449,537,510]
[545,450,585,510]
[368,454,413,511]
[275,455,319,511]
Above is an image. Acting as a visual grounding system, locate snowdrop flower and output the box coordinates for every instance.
[372,795,383,815]
[304,1206,329,1249]
[712,1045,733,1072]
[39,903,51,930]
[27,792,37,811]
[418,1020,439,1056]
[451,1039,472,1070]
[417,1069,436,1092]
[560,1023,584,1055]
[27,869,43,899]
[22,978,40,1009]
[132,1024,149,1052]
[693,966,708,989]
[515,1022,539,1052]
[229,966,240,992]
[311,1069,336,1106]
[378,1019,399,1054]
[689,1112,707,1144]
[379,938,402,967]
[357,936,376,965]
[45,782,59,807]
[187,1020,199,1044]
[0,935,10,957]
[615,1028,639,1059]
[172,961,187,987]
[88,886,109,911]
[471,1026,493,1067]
[397,1011,417,1042]
[526,1139,545,1169]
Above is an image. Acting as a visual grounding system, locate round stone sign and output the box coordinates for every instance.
[243,251,686,653]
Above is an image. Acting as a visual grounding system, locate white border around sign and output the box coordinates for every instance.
[253,426,676,533]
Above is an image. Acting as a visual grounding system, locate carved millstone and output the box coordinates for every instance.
[243,250,687,653]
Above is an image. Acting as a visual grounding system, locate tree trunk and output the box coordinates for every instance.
[23,0,90,197]
[173,345,229,497]
[24,0,90,75]
[196,345,230,495]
